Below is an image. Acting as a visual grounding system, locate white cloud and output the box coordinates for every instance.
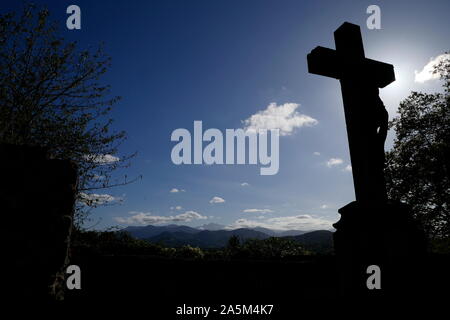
[209,196,225,204]
[326,158,343,168]
[343,164,352,172]
[313,152,321,156]
[226,214,334,231]
[414,54,450,83]
[320,205,328,209]
[243,102,318,136]
[242,208,273,214]
[240,182,250,187]
[170,206,183,211]
[170,188,182,193]
[84,154,120,164]
[114,210,207,225]
[79,192,121,205]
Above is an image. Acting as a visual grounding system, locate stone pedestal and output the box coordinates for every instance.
[333,200,427,298]
[2,144,78,301]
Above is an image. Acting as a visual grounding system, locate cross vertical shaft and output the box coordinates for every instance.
[307,22,395,205]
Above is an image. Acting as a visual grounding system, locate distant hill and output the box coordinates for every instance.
[196,223,226,231]
[122,224,334,252]
[123,224,307,239]
[122,224,199,239]
[250,227,308,237]
[288,230,334,254]
[147,228,269,248]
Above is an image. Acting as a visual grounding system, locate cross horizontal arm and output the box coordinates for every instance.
[307,46,340,79]
[364,58,395,88]
[307,46,395,88]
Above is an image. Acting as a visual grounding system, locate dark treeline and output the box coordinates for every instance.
[72,229,449,262]
[72,230,323,261]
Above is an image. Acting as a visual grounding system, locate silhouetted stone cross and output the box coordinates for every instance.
[307,22,395,205]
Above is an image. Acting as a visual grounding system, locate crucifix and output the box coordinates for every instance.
[307,22,395,205]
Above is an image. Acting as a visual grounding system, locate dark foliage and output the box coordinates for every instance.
[72,230,316,261]
[0,4,136,225]
[385,52,450,239]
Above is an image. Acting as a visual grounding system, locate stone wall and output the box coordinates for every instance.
[2,144,77,301]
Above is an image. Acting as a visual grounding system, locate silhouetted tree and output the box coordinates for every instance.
[385,52,450,239]
[175,245,205,260]
[240,237,310,259]
[227,235,241,250]
[0,5,137,225]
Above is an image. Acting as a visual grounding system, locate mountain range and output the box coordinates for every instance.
[122,224,334,251]
[123,223,309,239]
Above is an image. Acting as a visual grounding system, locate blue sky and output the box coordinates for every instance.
[4,0,449,230]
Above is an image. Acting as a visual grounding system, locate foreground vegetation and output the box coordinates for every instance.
[72,229,450,259]
[72,230,317,261]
